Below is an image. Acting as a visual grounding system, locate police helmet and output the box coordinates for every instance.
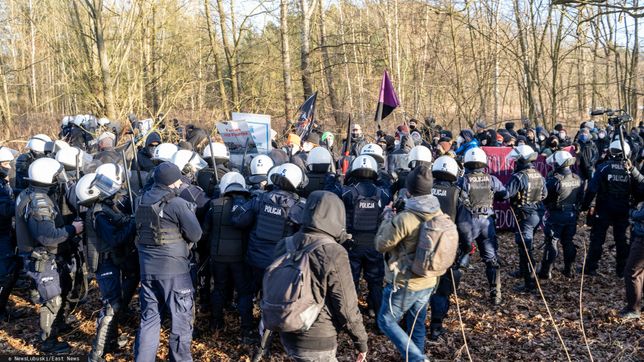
[266,165,280,186]
[219,171,248,195]
[97,117,111,126]
[26,134,53,153]
[306,146,333,170]
[171,150,207,175]
[432,156,459,182]
[271,163,306,191]
[55,146,85,170]
[463,147,487,169]
[61,116,71,127]
[0,147,14,163]
[95,163,124,185]
[250,154,274,176]
[546,150,576,168]
[27,158,63,185]
[349,155,379,180]
[203,142,230,160]
[506,145,538,163]
[72,114,85,127]
[75,173,100,205]
[609,140,631,157]
[152,143,178,162]
[408,145,433,168]
[360,143,385,163]
[92,172,122,199]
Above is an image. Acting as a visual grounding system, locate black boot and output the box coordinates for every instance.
[41,337,71,353]
[486,263,502,306]
[537,262,552,280]
[562,263,575,278]
[429,323,446,341]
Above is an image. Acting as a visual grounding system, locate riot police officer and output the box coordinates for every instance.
[0,147,20,321]
[14,134,52,196]
[505,145,547,292]
[581,140,643,277]
[198,142,231,198]
[538,151,584,279]
[203,172,255,343]
[429,155,467,339]
[457,148,507,305]
[360,143,393,192]
[15,158,83,353]
[330,155,391,317]
[231,163,306,293]
[301,146,335,198]
[133,162,202,362]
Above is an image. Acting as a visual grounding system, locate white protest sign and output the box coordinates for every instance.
[231,112,272,154]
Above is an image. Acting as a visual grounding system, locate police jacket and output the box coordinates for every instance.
[86,198,136,272]
[13,152,37,197]
[275,191,367,353]
[15,185,76,254]
[177,175,210,220]
[135,184,203,278]
[543,168,583,214]
[457,168,507,216]
[301,171,334,199]
[431,179,460,221]
[231,187,304,269]
[582,157,644,213]
[203,193,249,263]
[505,163,547,211]
[334,179,391,245]
[629,205,644,237]
[0,177,15,258]
[68,125,94,151]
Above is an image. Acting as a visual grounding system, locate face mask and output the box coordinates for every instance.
[409,124,416,130]
[598,132,606,139]
[0,166,9,179]
[559,132,566,139]
[394,140,400,147]
[351,132,361,139]
[579,134,589,142]
[539,134,546,142]
[456,136,465,147]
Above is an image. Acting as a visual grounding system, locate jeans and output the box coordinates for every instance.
[377,283,434,362]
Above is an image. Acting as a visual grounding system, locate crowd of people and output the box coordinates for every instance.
[0,113,642,362]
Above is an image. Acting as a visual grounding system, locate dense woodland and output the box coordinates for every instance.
[0,0,641,138]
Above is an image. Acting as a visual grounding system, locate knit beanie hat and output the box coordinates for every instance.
[154,162,182,186]
[406,165,433,196]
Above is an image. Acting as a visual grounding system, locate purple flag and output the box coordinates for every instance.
[374,70,400,122]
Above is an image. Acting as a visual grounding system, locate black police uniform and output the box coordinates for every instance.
[133,182,202,362]
[87,196,137,362]
[457,167,507,304]
[14,151,44,197]
[330,176,390,315]
[231,187,304,293]
[203,188,254,340]
[539,167,583,278]
[0,175,18,320]
[505,162,547,290]
[301,164,334,198]
[16,184,77,352]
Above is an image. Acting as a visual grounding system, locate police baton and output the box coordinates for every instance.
[121,149,136,215]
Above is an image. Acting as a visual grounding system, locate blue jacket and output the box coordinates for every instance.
[505,163,547,212]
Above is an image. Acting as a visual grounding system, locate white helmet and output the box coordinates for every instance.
[546,150,576,168]
[0,147,15,163]
[408,145,433,168]
[609,140,631,157]
[26,134,53,153]
[55,146,85,169]
[73,114,85,127]
[360,143,385,163]
[28,158,63,185]
[250,154,274,176]
[75,173,100,205]
[95,163,124,185]
[97,117,111,126]
[219,171,247,194]
[350,155,379,179]
[271,163,305,190]
[432,156,459,181]
[266,165,280,186]
[172,150,207,174]
[152,143,178,162]
[61,116,71,127]
[307,147,333,166]
[463,147,487,168]
[506,145,537,163]
[203,142,230,160]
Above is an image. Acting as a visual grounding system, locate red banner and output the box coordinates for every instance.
[481,146,575,230]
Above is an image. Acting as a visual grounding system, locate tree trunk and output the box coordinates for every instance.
[204,0,230,119]
[299,0,317,99]
[87,0,116,119]
[216,0,240,111]
[318,0,341,126]
[279,0,293,120]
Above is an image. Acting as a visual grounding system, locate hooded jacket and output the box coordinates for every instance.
[275,191,368,353]
[375,194,441,291]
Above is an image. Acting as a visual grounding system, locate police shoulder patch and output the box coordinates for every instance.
[28,194,55,221]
